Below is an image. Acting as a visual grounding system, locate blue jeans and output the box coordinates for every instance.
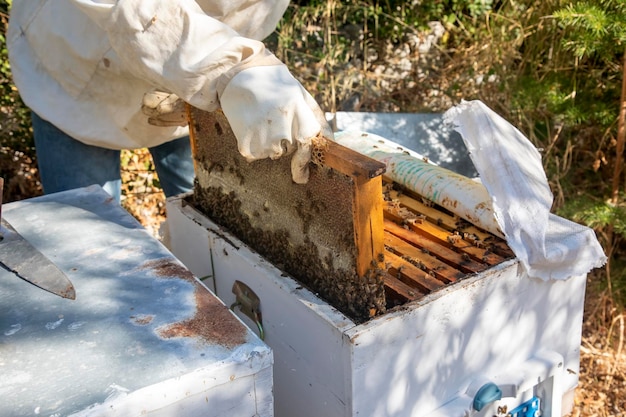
[32,113,195,201]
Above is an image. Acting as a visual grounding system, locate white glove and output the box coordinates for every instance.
[219,64,330,184]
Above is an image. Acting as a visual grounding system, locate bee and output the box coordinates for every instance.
[447,234,462,244]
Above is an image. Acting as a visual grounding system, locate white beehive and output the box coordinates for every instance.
[0,186,273,417]
[166,188,585,417]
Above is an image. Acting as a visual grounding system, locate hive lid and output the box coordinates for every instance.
[0,186,270,416]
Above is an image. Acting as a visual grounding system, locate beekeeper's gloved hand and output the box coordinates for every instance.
[141,90,188,127]
[219,64,331,184]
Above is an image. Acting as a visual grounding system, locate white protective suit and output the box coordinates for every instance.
[8,0,324,183]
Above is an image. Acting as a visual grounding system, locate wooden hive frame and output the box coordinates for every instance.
[189,109,387,322]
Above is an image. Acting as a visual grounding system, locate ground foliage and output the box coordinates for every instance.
[0,1,38,202]
[1,0,625,415]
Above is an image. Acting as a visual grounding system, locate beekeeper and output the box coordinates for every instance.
[7,0,327,200]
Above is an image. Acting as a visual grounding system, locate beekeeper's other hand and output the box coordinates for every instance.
[219,64,330,184]
[141,90,188,127]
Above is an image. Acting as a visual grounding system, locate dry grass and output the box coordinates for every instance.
[572,283,626,416]
[119,149,167,237]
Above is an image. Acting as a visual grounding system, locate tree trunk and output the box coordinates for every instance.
[611,50,626,205]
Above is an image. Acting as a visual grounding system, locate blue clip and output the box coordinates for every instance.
[473,382,502,411]
[509,397,540,417]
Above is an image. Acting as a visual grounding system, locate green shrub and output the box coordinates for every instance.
[0,0,38,202]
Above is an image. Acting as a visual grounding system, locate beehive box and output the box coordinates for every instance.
[166,173,586,417]
[0,186,273,417]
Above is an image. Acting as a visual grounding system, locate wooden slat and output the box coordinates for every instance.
[384,202,506,266]
[354,175,385,277]
[384,251,445,293]
[408,219,506,266]
[384,218,487,274]
[382,272,423,303]
[316,138,387,278]
[388,188,452,228]
[321,139,387,179]
[387,187,513,257]
[384,232,464,284]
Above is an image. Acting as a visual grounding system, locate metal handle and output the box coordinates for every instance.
[230,280,264,340]
[473,382,502,411]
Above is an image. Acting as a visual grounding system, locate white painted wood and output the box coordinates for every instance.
[345,262,585,416]
[164,201,216,292]
[427,350,565,416]
[166,194,585,417]
[0,186,273,417]
[166,195,355,417]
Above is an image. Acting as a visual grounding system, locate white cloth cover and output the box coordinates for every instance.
[444,100,606,280]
